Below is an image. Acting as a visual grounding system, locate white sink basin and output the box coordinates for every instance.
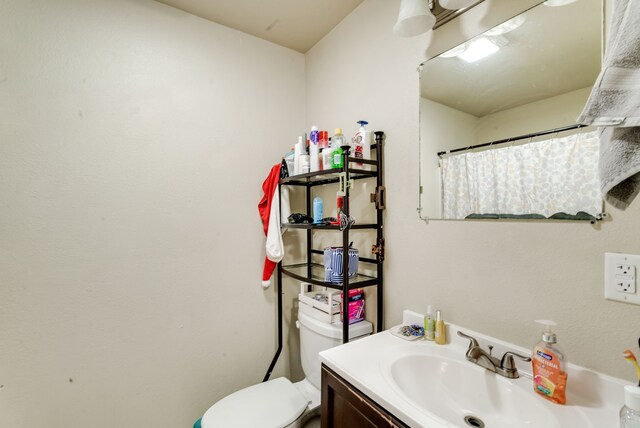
[383,348,586,427]
[320,324,629,428]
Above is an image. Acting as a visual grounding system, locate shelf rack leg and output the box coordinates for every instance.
[263,264,283,382]
[375,131,385,333]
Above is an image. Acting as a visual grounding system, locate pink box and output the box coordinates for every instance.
[340,289,365,324]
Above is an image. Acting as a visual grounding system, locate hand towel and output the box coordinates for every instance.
[599,126,640,209]
[578,0,640,209]
[578,0,640,126]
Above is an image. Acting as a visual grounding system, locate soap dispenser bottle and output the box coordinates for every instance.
[621,385,640,428]
[532,320,567,404]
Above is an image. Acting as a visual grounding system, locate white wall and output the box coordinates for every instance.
[477,86,593,143]
[0,1,304,427]
[420,98,477,218]
[306,0,640,381]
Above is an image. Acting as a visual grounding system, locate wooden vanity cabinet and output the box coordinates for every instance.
[321,364,408,428]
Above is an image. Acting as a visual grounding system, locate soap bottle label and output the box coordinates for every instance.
[532,348,567,404]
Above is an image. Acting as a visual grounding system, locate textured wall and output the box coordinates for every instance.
[0,0,304,426]
[306,0,640,381]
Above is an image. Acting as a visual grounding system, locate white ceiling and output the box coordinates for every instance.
[154,0,365,53]
[420,1,602,117]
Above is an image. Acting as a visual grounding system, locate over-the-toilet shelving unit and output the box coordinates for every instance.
[263,131,385,382]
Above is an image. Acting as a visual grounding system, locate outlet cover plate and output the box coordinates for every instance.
[605,252,640,305]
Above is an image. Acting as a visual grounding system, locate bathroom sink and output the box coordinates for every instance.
[383,349,585,427]
[321,325,626,428]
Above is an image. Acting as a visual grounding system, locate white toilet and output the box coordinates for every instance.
[201,304,372,428]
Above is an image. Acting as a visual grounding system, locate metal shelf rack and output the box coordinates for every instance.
[264,131,385,382]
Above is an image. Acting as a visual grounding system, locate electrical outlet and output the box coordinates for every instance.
[605,253,640,305]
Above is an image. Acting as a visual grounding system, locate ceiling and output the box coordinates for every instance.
[420,1,602,117]
[154,0,365,53]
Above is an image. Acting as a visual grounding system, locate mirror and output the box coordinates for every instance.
[418,1,603,221]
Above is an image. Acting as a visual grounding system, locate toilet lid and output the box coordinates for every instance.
[201,377,309,428]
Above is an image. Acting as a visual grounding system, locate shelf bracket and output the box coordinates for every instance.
[370,186,386,210]
[372,238,385,263]
[338,173,354,193]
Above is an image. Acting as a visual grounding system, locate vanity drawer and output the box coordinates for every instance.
[321,364,408,428]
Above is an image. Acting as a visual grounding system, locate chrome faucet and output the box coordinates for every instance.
[457,331,531,379]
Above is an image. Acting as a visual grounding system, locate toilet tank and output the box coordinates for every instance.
[297,309,372,390]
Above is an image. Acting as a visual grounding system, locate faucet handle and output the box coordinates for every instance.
[500,351,532,371]
[457,331,479,350]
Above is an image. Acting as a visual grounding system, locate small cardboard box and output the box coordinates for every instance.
[340,289,365,324]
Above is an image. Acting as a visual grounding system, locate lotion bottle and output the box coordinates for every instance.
[424,305,435,341]
[435,310,446,345]
[532,320,567,404]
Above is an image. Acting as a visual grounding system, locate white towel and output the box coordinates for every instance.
[578,0,640,126]
[578,0,640,209]
[599,127,640,209]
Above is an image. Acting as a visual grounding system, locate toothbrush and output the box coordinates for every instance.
[623,349,640,386]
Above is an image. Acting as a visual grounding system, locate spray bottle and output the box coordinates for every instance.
[352,120,371,169]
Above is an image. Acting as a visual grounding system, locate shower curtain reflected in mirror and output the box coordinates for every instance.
[440,130,601,219]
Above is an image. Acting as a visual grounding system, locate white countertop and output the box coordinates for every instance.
[319,324,629,428]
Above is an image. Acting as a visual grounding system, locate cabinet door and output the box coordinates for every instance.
[321,364,407,428]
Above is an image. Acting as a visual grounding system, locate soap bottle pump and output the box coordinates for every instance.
[532,320,567,404]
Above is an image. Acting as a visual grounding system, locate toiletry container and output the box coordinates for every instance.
[321,148,333,170]
[352,120,371,170]
[319,130,329,149]
[621,385,640,427]
[435,310,446,344]
[424,305,435,341]
[309,126,320,172]
[331,128,346,169]
[293,136,305,175]
[299,155,310,174]
[313,197,323,224]
[532,320,567,404]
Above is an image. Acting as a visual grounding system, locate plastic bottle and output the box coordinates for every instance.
[532,320,567,404]
[424,305,435,341]
[321,148,334,170]
[435,310,446,345]
[309,126,320,172]
[313,197,323,224]
[352,120,371,170]
[319,130,329,149]
[621,386,640,428]
[293,136,305,175]
[336,188,345,217]
[331,128,346,169]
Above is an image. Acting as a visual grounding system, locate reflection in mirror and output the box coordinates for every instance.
[418,1,604,221]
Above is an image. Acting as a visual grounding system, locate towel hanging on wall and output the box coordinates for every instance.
[578,0,640,209]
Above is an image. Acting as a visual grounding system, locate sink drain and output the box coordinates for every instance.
[463,415,485,428]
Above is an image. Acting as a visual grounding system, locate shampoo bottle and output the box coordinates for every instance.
[532,320,567,404]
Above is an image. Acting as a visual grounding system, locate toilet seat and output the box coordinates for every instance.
[201,377,309,428]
